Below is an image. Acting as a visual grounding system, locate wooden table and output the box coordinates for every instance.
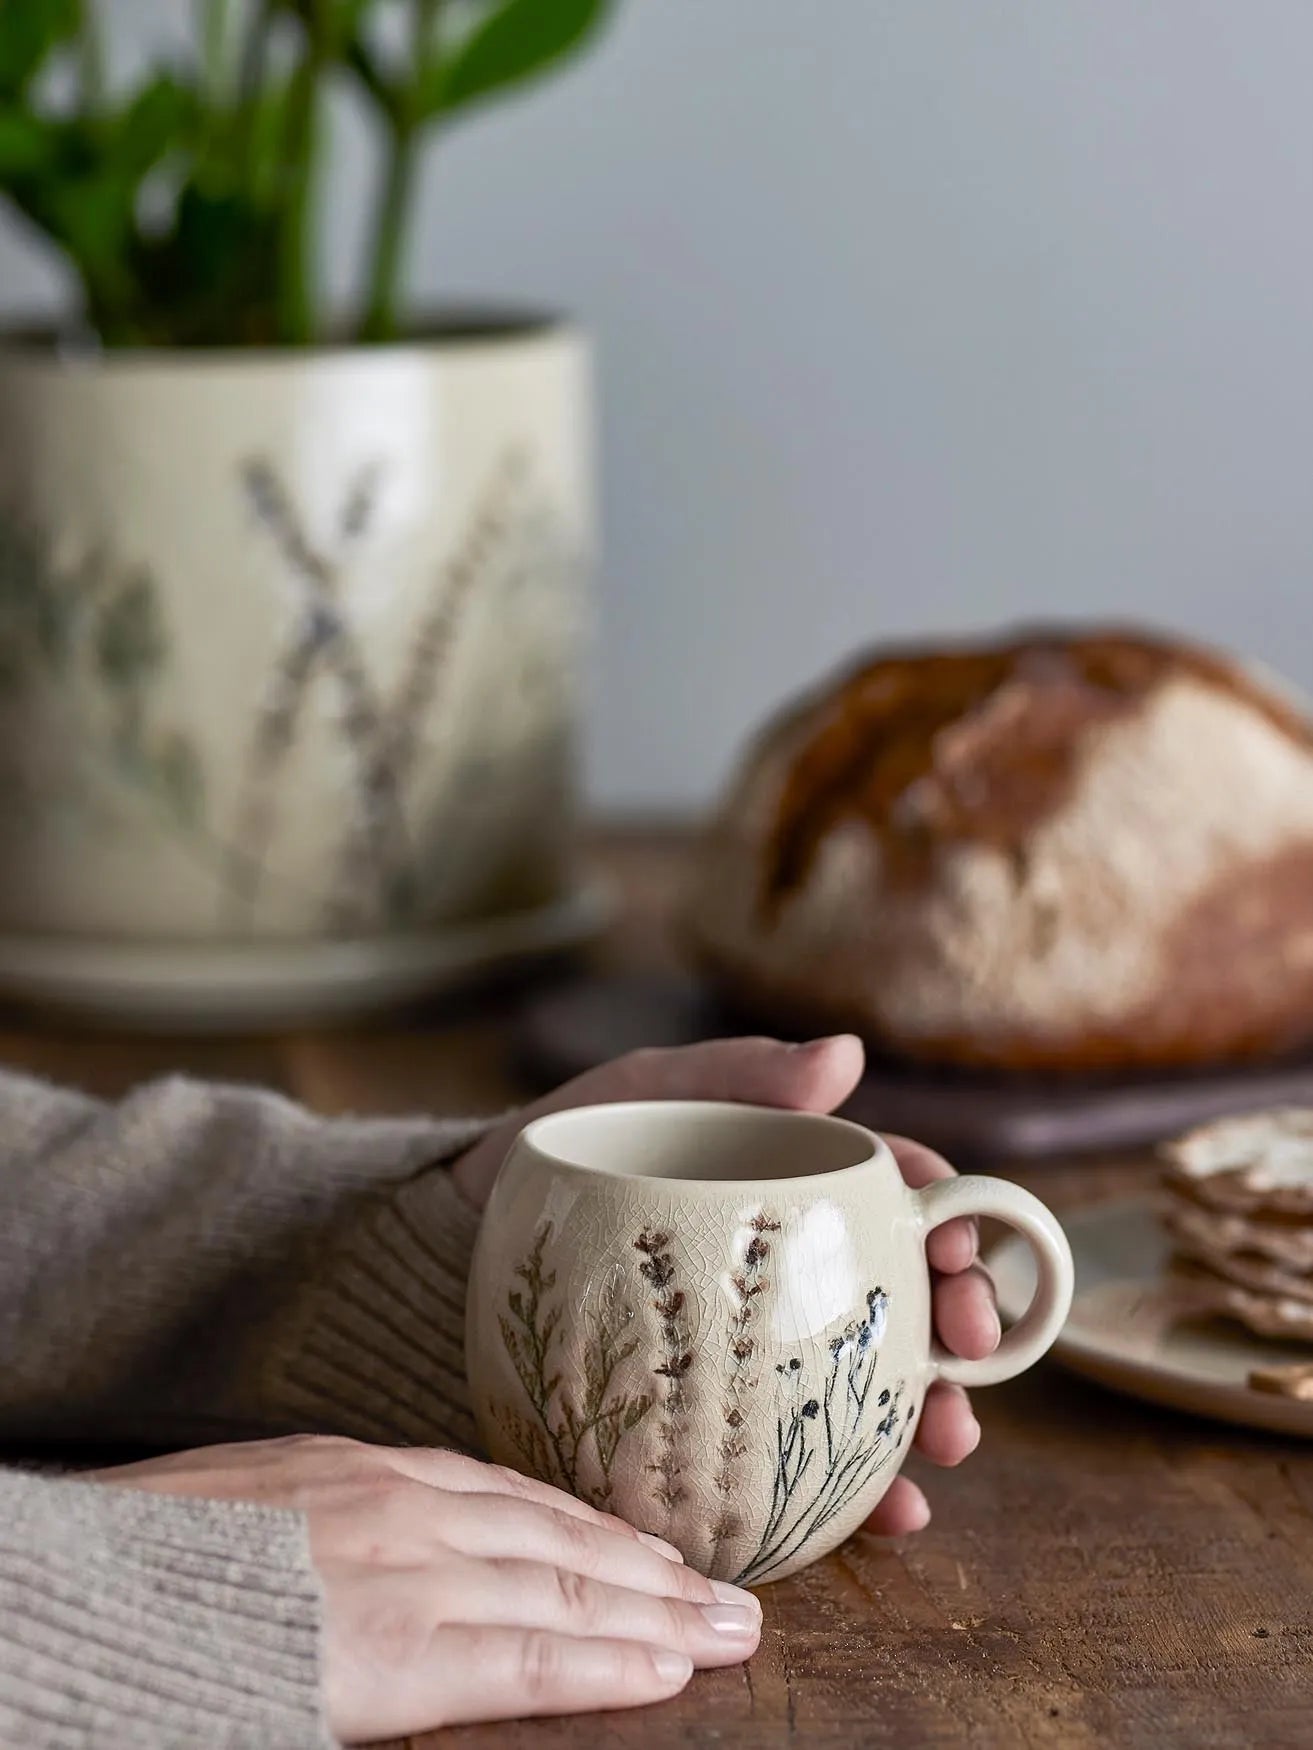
[6,830,1310,1747]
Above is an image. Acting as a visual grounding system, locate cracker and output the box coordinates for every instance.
[1160,1195,1313,1270]
[1165,1219,1313,1304]
[1248,1361,1313,1401]
[1161,1109,1313,1215]
[1170,1258,1313,1341]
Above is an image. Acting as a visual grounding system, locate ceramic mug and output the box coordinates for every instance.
[466,1100,1074,1585]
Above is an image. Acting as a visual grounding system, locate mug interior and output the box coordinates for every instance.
[523,1101,876,1184]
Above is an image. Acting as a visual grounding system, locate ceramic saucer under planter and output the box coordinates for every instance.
[0,882,612,1031]
[991,1197,1313,1439]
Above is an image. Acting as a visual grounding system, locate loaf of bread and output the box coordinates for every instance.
[685,628,1313,1072]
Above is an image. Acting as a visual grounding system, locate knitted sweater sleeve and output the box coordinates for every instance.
[0,1067,505,1747]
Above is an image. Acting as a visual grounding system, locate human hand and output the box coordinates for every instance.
[92,1436,761,1740]
[455,1034,999,1536]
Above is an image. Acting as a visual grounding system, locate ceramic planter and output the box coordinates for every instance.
[0,319,596,1017]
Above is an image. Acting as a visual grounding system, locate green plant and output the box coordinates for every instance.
[0,1,616,347]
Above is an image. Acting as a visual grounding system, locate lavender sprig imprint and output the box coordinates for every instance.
[707,1210,779,1568]
[382,448,530,794]
[229,457,412,931]
[735,1286,905,1586]
[635,1230,694,1517]
[495,1224,655,1507]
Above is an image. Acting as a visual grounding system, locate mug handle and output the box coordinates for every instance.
[914,1176,1075,1388]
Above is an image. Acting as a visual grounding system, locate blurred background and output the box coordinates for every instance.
[3,0,1310,813]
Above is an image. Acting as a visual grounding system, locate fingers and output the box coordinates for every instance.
[913,1381,982,1467]
[932,1262,1001,1360]
[884,1134,978,1273]
[453,1035,867,1209]
[382,1450,679,1555]
[455,1035,869,1209]
[860,1474,931,1536]
[430,1492,734,1607]
[427,1555,760,1668]
[392,1626,695,1732]
[570,1034,867,1116]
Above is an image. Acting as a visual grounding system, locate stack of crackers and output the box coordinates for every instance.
[1161,1108,1313,1344]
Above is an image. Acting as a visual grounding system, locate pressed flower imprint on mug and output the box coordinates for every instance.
[735,1284,907,1586]
[493,1221,656,1508]
[494,1219,909,1580]
[708,1208,780,1569]
[633,1226,697,1522]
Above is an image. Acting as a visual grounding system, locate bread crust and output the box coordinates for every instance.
[687,628,1313,1072]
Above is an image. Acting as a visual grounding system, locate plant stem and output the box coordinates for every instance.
[238,0,275,104]
[359,0,443,343]
[360,125,417,343]
[276,7,330,344]
[200,0,233,100]
[80,0,106,112]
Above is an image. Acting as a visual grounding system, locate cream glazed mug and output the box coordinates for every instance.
[466,1101,1074,1585]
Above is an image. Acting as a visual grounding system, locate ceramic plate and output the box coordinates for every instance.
[0,882,613,1032]
[991,1197,1313,1439]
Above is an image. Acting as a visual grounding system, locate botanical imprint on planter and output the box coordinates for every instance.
[0,447,579,934]
[230,445,561,932]
[0,516,206,840]
[494,1213,908,1578]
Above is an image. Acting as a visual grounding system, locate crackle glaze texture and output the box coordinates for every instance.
[468,1106,940,1583]
[468,1103,1073,1582]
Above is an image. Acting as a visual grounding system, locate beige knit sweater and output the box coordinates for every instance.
[0,1067,498,1749]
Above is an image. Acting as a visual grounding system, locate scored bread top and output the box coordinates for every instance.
[689,624,1313,1071]
[762,627,1313,918]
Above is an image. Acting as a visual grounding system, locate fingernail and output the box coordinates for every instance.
[965,1415,983,1455]
[651,1649,694,1683]
[909,1496,932,1531]
[985,1306,1002,1352]
[791,1033,860,1053]
[702,1603,760,1636]
[638,1531,684,1562]
[709,1579,761,1613]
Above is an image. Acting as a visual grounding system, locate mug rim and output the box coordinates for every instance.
[517,1099,892,1194]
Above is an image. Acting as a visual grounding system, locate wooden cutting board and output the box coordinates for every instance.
[515,973,1313,1164]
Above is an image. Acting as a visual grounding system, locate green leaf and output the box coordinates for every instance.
[426,0,615,122]
[0,107,54,176]
[0,0,80,98]
[112,74,196,180]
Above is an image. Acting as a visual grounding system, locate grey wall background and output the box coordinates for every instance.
[3,1,1311,810]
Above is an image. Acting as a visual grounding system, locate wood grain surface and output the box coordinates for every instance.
[5,828,1309,1748]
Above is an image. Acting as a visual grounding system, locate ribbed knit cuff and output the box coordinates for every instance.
[0,1470,330,1749]
[271,1130,491,1452]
